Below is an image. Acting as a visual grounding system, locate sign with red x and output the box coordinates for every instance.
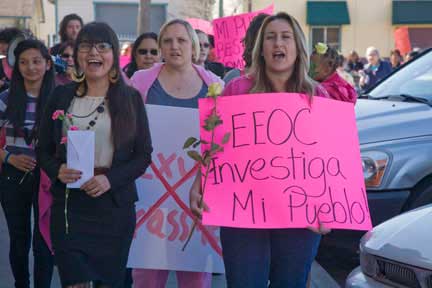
[127,105,225,273]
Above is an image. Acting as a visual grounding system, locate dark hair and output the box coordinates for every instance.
[0,27,22,44]
[208,34,215,48]
[59,14,83,42]
[125,32,158,78]
[336,54,345,68]
[407,50,420,59]
[195,29,206,36]
[74,22,138,148]
[312,44,340,73]
[242,13,268,68]
[348,50,359,63]
[58,40,75,55]
[390,49,402,57]
[6,39,55,142]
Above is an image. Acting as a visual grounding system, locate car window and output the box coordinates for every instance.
[369,51,432,100]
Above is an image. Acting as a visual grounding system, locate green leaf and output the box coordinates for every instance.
[183,137,198,149]
[203,123,214,131]
[200,139,209,144]
[187,150,203,163]
[221,132,231,144]
[215,119,223,127]
[203,114,223,131]
[211,143,221,151]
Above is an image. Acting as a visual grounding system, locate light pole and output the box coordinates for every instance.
[219,0,224,17]
[138,0,151,35]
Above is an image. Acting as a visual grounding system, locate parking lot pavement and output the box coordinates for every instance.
[0,207,339,288]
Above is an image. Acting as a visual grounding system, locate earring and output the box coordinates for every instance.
[71,69,85,83]
[108,69,119,84]
[76,82,86,97]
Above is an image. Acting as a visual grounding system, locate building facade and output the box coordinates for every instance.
[247,0,432,57]
[55,0,168,43]
[0,0,55,45]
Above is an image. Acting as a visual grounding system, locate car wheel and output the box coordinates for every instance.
[401,175,432,212]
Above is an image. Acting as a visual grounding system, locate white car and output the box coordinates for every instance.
[345,204,432,287]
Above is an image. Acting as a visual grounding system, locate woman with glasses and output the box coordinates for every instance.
[55,40,75,85]
[130,19,223,288]
[37,22,153,288]
[194,29,225,78]
[124,32,161,79]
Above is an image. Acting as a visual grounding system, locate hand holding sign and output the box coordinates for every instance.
[189,171,210,220]
[199,93,372,231]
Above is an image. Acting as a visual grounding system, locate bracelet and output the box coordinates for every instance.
[4,152,11,164]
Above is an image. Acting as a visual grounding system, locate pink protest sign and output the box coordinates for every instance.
[212,5,274,69]
[187,18,214,36]
[199,93,372,231]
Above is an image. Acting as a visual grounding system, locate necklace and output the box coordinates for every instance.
[70,97,106,130]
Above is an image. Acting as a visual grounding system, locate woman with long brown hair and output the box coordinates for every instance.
[37,22,153,288]
[190,12,329,288]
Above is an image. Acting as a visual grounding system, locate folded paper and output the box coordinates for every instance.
[67,130,95,188]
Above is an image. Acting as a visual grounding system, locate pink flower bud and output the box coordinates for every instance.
[60,137,67,144]
[69,126,79,131]
[52,110,65,120]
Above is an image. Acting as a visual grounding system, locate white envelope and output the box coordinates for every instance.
[66,130,95,188]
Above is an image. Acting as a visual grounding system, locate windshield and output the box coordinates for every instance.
[369,50,432,101]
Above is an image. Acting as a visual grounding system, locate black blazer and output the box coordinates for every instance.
[36,82,153,206]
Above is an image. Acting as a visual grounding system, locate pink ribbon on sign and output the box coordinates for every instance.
[38,169,53,253]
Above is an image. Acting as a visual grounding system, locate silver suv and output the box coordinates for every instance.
[358,48,432,224]
[318,49,432,265]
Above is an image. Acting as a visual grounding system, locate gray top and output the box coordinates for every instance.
[146,79,208,109]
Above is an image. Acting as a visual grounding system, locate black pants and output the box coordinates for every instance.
[0,164,54,288]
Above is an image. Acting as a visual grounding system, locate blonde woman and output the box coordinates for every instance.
[131,19,223,288]
[190,12,329,288]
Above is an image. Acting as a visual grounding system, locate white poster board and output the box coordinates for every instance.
[127,105,225,273]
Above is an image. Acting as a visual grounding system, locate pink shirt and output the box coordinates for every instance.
[321,72,357,104]
[130,63,224,103]
[222,75,329,98]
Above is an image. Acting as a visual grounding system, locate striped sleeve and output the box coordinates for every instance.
[0,90,9,125]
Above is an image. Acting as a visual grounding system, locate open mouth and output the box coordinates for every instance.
[273,51,286,60]
[87,59,102,67]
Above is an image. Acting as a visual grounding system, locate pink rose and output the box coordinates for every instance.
[66,113,73,119]
[60,136,67,144]
[69,125,79,131]
[52,110,65,120]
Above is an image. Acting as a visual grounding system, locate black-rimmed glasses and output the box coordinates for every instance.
[78,42,113,53]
